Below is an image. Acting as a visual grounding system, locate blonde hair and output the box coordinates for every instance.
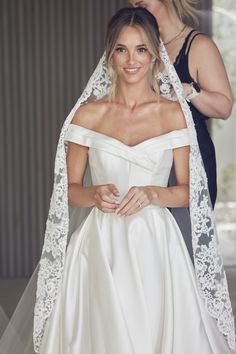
[105,7,161,102]
[164,0,199,25]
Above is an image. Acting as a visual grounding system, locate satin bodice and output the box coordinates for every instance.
[65,124,191,200]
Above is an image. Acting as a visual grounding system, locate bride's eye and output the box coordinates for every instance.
[137,47,148,53]
[115,46,126,53]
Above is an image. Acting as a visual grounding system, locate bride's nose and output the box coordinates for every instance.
[126,50,136,65]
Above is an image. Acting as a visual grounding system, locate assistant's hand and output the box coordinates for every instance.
[182,83,192,98]
[116,186,153,217]
[94,184,120,213]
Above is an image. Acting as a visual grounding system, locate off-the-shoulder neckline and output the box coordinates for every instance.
[68,124,189,149]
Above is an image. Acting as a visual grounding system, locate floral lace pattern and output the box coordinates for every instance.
[33,45,236,353]
[33,54,110,353]
[157,70,178,101]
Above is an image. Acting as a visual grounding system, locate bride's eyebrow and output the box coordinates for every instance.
[115,44,147,48]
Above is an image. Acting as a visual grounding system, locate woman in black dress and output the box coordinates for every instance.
[130,0,233,208]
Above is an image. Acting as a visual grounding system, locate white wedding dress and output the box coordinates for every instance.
[39,124,230,354]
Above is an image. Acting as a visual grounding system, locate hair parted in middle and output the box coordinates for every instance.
[105,7,161,101]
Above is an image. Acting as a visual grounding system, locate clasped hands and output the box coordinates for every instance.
[94,184,153,217]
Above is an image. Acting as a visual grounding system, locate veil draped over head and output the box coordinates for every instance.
[0,42,235,354]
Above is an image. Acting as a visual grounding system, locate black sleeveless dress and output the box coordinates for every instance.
[174,29,217,207]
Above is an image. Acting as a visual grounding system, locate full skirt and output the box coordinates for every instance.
[40,206,230,354]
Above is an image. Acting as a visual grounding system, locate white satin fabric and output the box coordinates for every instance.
[39,124,230,354]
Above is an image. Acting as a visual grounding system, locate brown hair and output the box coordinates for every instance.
[105,7,161,101]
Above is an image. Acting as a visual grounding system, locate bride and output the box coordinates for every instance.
[0,6,235,354]
[37,7,234,354]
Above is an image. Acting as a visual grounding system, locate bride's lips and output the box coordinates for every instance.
[123,67,141,74]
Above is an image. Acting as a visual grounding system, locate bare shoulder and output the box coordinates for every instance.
[190,32,221,58]
[159,98,187,132]
[72,97,110,129]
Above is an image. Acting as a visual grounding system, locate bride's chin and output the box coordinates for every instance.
[118,73,148,85]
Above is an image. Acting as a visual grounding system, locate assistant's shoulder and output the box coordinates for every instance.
[72,98,110,128]
[190,32,221,57]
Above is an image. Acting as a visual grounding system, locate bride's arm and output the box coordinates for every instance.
[67,142,119,212]
[67,142,95,207]
[147,145,190,208]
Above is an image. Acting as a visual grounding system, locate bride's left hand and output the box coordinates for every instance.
[116,186,153,217]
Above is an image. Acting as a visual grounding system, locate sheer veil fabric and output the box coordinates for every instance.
[0,43,235,354]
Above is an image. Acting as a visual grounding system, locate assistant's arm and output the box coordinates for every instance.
[185,35,233,119]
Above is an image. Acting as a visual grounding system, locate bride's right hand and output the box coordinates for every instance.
[94,184,120,213]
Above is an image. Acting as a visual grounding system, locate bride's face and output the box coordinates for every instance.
[112,26,153,85]
[129,0,167,24]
